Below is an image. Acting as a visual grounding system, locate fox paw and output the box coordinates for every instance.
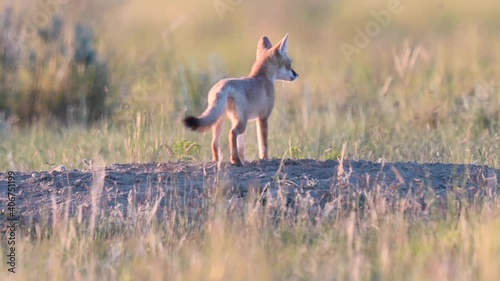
[230,158,243,166]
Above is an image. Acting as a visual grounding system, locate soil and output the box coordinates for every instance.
[1,159,499,219]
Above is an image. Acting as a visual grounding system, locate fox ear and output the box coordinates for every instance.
[256,36,272,59]
[277,33,289,55]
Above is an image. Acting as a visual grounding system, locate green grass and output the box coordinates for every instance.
[1,0,499,171]
[1,0,500,280]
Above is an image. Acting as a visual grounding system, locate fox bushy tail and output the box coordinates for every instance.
[183,91,227,132]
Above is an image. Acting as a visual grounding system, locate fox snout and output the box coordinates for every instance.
[278,67,299,81]
[291,69,299,81]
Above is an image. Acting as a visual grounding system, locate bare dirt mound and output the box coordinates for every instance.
[1,159,499,218]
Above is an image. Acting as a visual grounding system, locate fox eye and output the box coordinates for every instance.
[286,62,292,69]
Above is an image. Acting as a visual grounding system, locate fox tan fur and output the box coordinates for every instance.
[183,34,298,166]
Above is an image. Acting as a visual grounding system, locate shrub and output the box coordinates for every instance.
[0,7,112,126]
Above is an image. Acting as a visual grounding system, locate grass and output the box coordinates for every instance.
[1,0,500,280]
[1,174,499,280]
[1,0,500,171]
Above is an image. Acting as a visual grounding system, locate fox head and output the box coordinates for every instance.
[255,34,299,82]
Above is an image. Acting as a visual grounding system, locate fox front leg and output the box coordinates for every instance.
[257,118,268,159]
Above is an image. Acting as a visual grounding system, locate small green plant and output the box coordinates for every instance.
[324,149,342,160]
[289,146,302,159]
[172,139,201,161]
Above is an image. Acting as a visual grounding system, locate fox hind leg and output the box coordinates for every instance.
[229,121,246,166]
[211,116,225,162]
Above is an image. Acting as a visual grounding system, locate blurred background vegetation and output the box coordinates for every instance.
[1,0,500,170]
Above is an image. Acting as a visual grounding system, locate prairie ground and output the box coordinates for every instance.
[1,159,500,280]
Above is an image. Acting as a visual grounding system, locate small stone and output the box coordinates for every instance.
[53,165,66,173]
[40,172,51,180]
[74,179,82,187]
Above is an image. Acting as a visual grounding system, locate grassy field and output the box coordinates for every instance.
[1,0,499,171]
[1,0,500,280]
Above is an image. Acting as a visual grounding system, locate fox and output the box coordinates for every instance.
[183,34,298,166]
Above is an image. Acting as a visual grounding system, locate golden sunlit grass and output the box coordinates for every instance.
[1,0,499,170]
[1,174,500,281]
[1,0,500,280]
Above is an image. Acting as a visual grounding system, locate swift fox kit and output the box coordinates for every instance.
[183,34,298,166]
